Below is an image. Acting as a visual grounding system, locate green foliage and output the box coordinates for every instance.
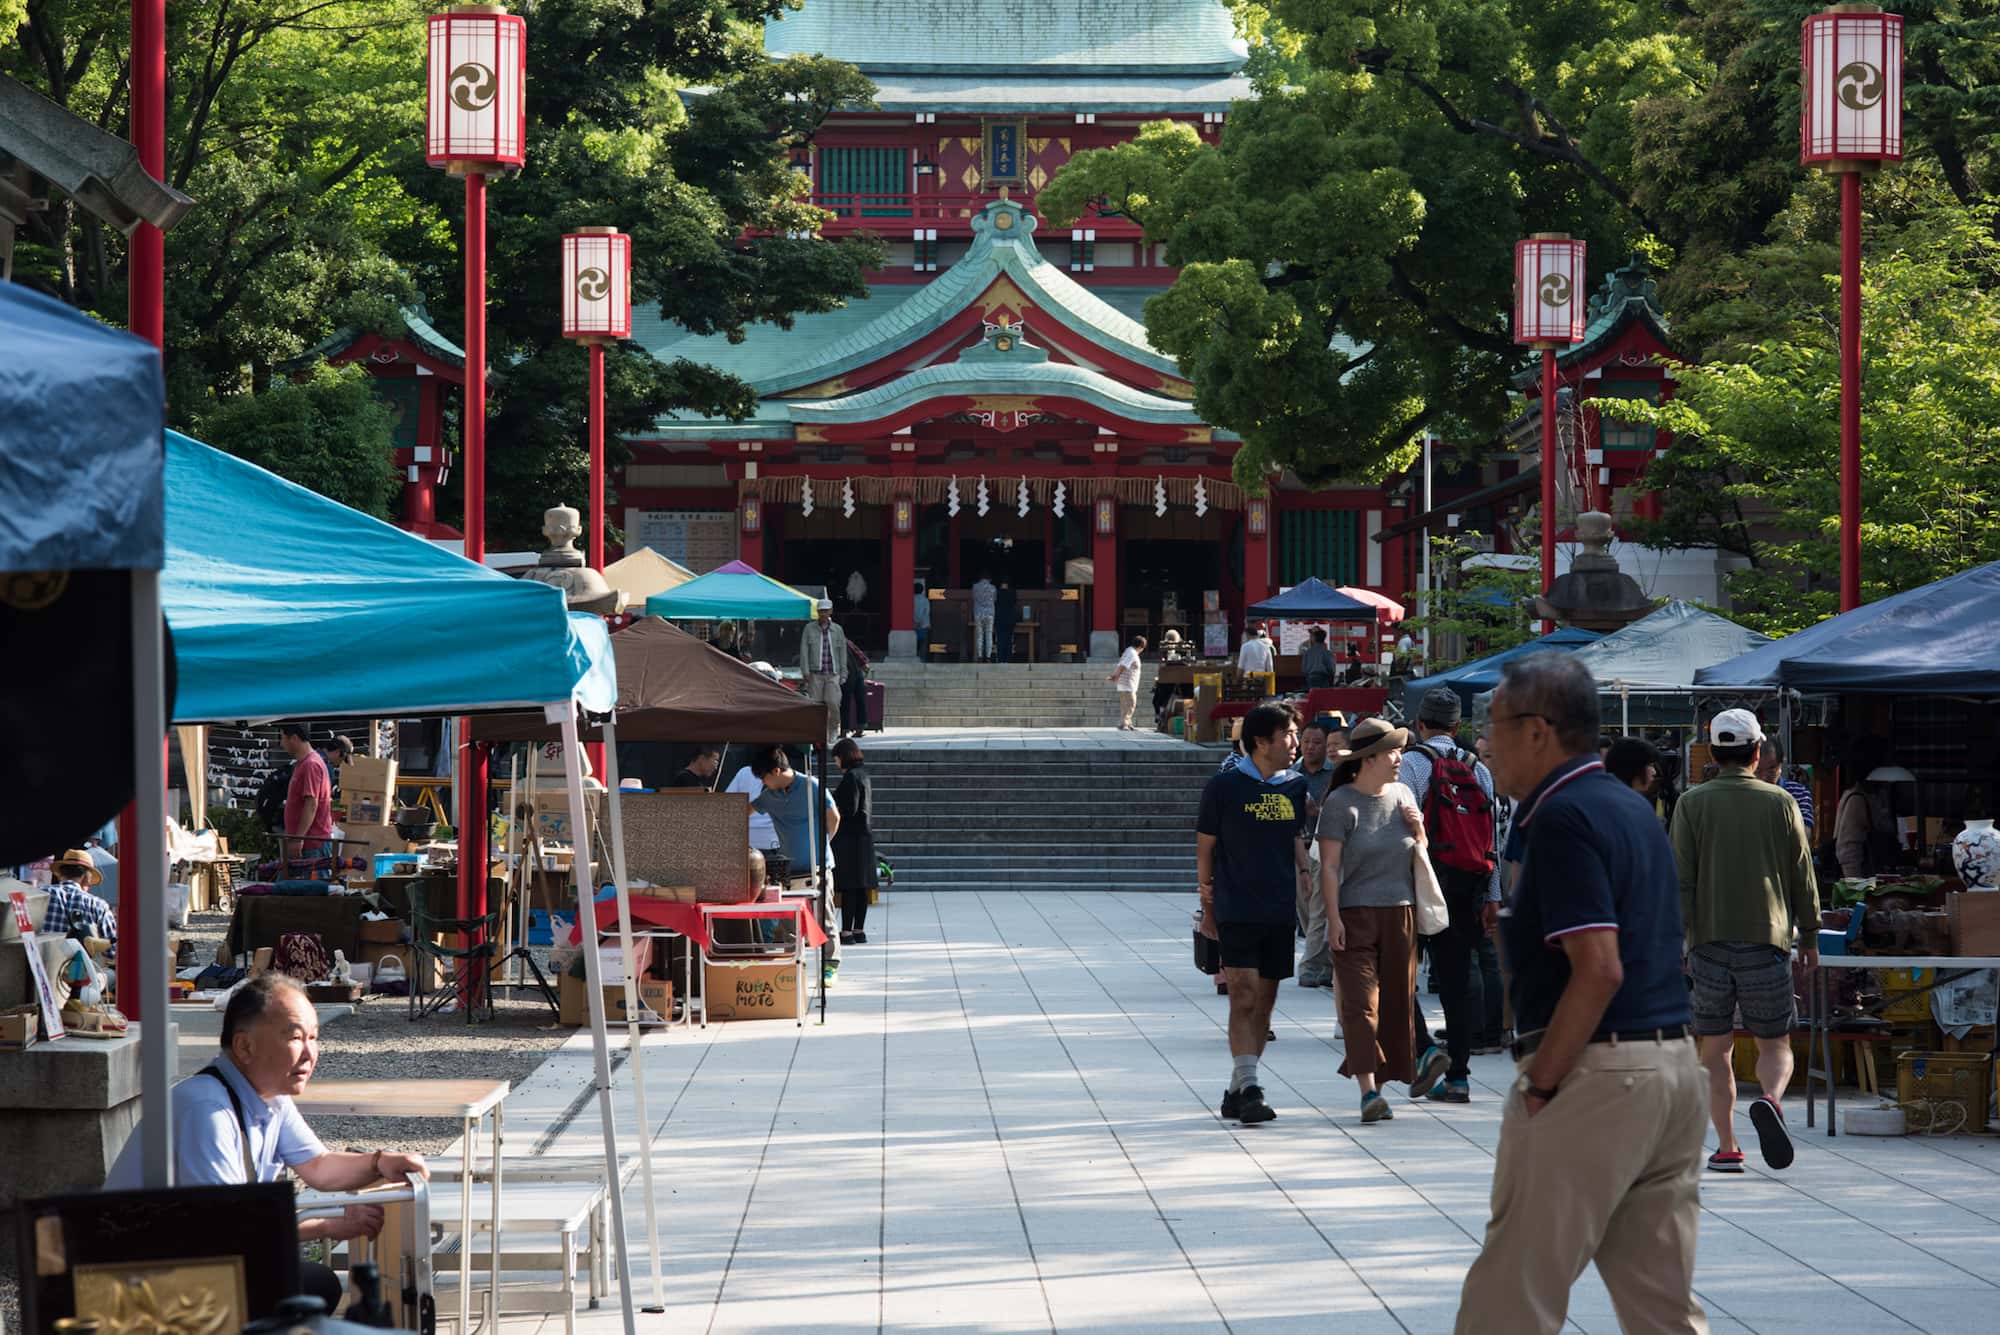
[1605,188,2000,635]
[6,0,880,546]
[1398,535,1538,669]
[195,365,398,518]
[1042,0,1701,488]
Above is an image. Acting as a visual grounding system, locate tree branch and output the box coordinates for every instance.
[1387,258,1514,357]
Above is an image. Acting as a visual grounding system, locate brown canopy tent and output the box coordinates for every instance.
[466,616,827,744]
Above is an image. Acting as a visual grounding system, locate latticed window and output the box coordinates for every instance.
[1596,380,1660,453]
[818,147,909,217]
[913,228,938,271]
[1070,229,1096,272]
[1279,510,1361,586]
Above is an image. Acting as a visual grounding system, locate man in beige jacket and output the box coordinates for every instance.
[799,599,849,749]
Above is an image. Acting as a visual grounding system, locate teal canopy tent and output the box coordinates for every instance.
[1400,626,1603,712]
[645,565,816,621]
[164,431,614,722]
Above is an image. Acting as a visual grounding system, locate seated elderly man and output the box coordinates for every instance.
[43,848,118,942]
[104,973,428,1310]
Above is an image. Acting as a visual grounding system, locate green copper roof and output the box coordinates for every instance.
[283,303,465,373]
[631,290,919,385]
[765,0,1248,76]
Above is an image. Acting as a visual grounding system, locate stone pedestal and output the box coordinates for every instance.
[887,629,919,661]
[0,1024,165,1206]
[1089,630,1121,663]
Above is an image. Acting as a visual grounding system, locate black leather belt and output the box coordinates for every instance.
[1511,1023,1690,1062]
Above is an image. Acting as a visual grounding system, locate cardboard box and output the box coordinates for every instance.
[340,757,398,827]
[1948,891,2000,957]
[703,958,801,1021]
[560,972,671,1026]
[0,1007,38,1049]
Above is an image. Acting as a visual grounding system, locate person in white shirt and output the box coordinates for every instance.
[1237,624,1276,677]
[1106,635,1147,730]
[725,763,781,855]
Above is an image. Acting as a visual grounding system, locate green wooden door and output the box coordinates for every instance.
[1278,510,1361,587]
[819,148,909,217]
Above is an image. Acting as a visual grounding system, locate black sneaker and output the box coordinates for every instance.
[851,931,868,944]
[1219,1087,1242,1120]
[1237,1084,1276,1123]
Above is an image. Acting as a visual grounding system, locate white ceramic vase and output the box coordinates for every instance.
[1951,818,2000,890]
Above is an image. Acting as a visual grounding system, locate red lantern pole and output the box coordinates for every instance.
[1839,167,1863,611]
[116,0,167,1025]
[588,340,606,571]
[457,167,490,984]
[1540,347,1558,633]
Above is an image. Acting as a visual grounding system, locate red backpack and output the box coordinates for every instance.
[1417,742,1497,874]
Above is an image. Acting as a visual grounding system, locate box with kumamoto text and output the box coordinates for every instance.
[703,959,801,1021]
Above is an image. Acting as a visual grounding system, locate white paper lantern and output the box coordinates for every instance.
[1801,7,1904,166]
[426,7,527,170]
[560,228,631,341]
[1513,235,1588,346]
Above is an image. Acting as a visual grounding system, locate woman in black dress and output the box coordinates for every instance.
[831,737,878,943]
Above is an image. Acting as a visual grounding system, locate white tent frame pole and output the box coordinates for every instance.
[556,707,637,1335]
[134,568,173,1186]
[599,722,667,1311]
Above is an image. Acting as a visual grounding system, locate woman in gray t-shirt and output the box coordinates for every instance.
[1316,717,1426,1122]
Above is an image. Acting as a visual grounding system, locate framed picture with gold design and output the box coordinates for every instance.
[981,117,1025,186]
[16,1183,300,1332]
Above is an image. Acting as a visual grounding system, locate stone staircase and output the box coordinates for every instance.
[868,661,1157,729]
[865,744,1217,892]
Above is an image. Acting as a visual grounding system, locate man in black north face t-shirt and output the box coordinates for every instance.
[1197,700,1309,1125]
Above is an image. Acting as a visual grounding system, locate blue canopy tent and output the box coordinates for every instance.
[164,431,613,721]
[644,565,815,620]
[1,281,175,1186]
[1695,561,2000,697]
[1400,627,1603,712]
[1246,576,1381,623]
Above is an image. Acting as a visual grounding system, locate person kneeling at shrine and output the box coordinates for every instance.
[104,973,429,1311]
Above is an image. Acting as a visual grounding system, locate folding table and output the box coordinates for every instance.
[1803,953,2000,1135]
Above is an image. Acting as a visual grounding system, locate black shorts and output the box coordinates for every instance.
[1217,920,1295,981]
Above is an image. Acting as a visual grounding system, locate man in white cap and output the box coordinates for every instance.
[800,598,850,750]
[1670,708,1819,1174]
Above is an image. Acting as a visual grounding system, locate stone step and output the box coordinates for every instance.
[874,797,1198,814]
[886,881,1185,893]
[875,826,1188,846]
[888,855,1196,873]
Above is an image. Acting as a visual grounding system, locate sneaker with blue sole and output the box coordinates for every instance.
[1409,1044,1450,1099]
[1361,1091,1394,1123]
[1428,1079,1470,1104]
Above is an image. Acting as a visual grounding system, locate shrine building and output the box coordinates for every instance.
[621,0,1421,660]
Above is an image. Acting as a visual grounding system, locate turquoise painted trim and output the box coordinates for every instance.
[788,358,1200,425]
[764,0,1248,76]
[859,73,1251,111]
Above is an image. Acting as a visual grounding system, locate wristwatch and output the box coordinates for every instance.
[1524,1082,1560,1102]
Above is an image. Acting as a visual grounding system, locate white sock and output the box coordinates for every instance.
[1232,1053,1259,1092]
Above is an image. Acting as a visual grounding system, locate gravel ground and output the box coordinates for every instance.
[0,909,576,1327]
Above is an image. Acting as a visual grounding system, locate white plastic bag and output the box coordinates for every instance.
[1412,850,1450,937]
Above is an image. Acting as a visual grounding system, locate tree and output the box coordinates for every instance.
[1397,533,1538,669]
[1038,0,1702,489]
[195,364,398,517]
[1604,185,2000,635]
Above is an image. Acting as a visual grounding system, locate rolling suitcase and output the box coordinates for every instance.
[865,679,886,731]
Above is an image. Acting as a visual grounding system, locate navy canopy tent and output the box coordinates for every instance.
[1695,561,2000,696]
[1401,627,1602,711]
[1247,577,1380,623]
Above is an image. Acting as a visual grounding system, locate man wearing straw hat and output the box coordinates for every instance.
[43,848,118,942]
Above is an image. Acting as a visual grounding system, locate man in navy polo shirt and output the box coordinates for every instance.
[1197,700,1310,1125]
[1455,654,1707,1335]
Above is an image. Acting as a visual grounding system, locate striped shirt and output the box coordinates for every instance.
[1780,778,1816,834]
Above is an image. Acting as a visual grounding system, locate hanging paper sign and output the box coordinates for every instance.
[10,892,65,1040]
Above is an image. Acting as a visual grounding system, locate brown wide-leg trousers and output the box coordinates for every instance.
[1332,903,1417,1083]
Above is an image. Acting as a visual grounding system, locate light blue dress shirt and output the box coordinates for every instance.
[103,1050,325,1188]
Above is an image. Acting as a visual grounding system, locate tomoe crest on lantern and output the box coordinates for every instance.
[561,229,632,340]
[1801,7,1903,165]
[427,7,526,169]
[1513,235,1588,346]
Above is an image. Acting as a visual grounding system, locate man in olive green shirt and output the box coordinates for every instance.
[1670,709,1818,1174]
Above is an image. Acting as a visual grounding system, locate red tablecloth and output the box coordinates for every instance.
[574,896,828,951]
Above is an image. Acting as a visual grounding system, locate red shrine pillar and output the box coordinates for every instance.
[888,493,916,658]
[1091,489,1119,660]
[1242,498,1272,609]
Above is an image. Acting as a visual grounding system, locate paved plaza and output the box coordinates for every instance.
[495,889,2000,1334]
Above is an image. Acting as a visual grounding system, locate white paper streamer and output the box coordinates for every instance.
[1017,476,1030,517]
[977,475,990,517]
[801,476,814,517]
[842,476,855,518]
[947,475,960,517]
[1194,475,1208,517]
[1154,474,1167,517]
[1053,480,1066,518]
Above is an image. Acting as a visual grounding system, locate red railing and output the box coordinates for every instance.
[806,191,1141,233]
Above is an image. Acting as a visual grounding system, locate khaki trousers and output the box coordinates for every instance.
[1296,849,1332,984]
[1117,689,1138,728]
[804,672,842,747]
[1455,1036,1709,1335]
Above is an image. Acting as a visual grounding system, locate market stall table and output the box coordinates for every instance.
[226,892,377,962]
[291,1078,509,1332]
[1804,954,2000,1135]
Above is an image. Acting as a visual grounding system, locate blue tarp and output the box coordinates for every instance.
[1247,577,1379,623]
[646,567,815,620]
[0,283,165,571]
[1694,561,2000,696]
[1403,627,1603,710]
[165,431,614,722]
